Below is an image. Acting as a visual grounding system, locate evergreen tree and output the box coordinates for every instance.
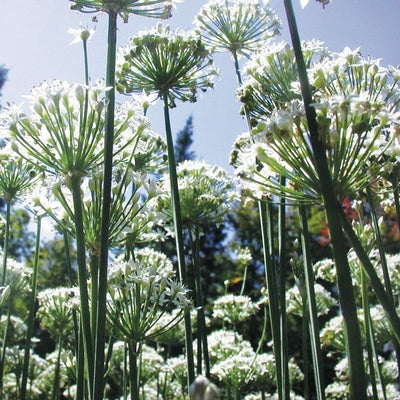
[174,114,195,163]
[0,66,7,99]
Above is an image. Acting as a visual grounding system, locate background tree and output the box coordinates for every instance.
[0,65,7,98]
[174,114,196,164]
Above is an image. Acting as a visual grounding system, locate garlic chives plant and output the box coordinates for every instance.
[116,22,217,387]
[196,2,289,397]
[107,248,191,400]
[157,160,234,377]
[68,3,181,397]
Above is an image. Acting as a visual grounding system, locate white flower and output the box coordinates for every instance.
[195,0,280,58]
[67,25,95,45]
[207,329,254,363]
[213,294,259,325]
[107,249,191,342]
[300,0,310,8]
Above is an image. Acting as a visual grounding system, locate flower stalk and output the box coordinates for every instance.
[163,90,195,386]
[339,206,400,342]
[93,10,117,400]
[70,174,94,398]
[258,199,283,398]
[19,216,41,400]
[188,226,210,378]
[0,201,10,287]
[299,204,325,400]
[283,0,367,397]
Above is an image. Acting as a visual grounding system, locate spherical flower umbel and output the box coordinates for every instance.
[70,0,181,21]
[233,46,400,204]
[107,248,191,343]
[157,160,235,229]
[0,144,38,204]
[195,0,280,59]
[6,80,108,178]
[36,287,80,339]
[212,294,259,325]
[238,40,327,122]
[116,23,217,107]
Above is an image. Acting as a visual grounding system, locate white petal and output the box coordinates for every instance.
[300,0,310,9]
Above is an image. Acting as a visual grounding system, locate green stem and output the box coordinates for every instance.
[93,11,118,400]
[162,89,195,387]
[0,297,11,399]
[302,300,310,400]
[232,50,252,129]
[20,216,42,400]
[366,187,395,304]
[76,329,85,400]
[123,341,128,400]
[284,1,367,397]
[70,175,93,398]
[392,178,400,230]
[1,201,11,286]
[189,227,210,378]
[0,200,11,398]
[361,268,381,400]
[51,336,63,400]
[83,39,89,86]
[239,264,248,296]
[63,229,84,400]
[258,200,283,399]
[299,205,325,400]
[278,178,290,400]
[90,254,99,345]
[338,207,400,342]
[366,186,400,378]
[128,342,139,400]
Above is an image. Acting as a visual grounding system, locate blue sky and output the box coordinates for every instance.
[1,0,399,172]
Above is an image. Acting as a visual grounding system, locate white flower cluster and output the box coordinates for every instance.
[116,23,217,107]
[286,283,337,317]
[107,247,191,343]
[36,287,80,339]
[233,45,400,204]
[195,0,280,58]
[69,0,182,21]
[212,293,259,325]
[158,160,235,229]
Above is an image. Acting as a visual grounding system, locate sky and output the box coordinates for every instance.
[1,0,400,173]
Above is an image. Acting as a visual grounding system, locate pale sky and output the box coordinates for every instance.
[1,0,399,172]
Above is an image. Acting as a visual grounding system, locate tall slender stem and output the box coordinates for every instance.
[1,201,11,286]
[301,297,310,400]
[189,227,210,378]
[51,336,63,400]
[162,90,195,387]
[299,205,325,400]
[20,216,41,400]
[390,172,400,230]
[0,300,11,400]
[93,11,118,400]
[278,177,290,400]
[361,268,381,400]
[70,175,93,398]
[128,342,139,400]
[366,186,400,378]
[63,229,85,400]
[339,206,400,341]
[258,200,283,399]
[283,1,367,397]
[0,201,11,397]
[232,46,289,397]
[83,39,89,86]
